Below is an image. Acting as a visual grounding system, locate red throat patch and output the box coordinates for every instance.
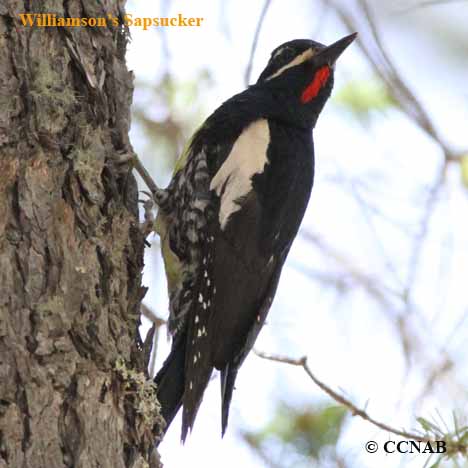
[300,66,331,103]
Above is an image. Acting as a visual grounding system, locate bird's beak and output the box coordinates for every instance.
[315,32,358,66]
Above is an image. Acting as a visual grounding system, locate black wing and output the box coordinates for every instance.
[208,121,314,432]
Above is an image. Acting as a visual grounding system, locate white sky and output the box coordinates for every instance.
[127,1,468,467]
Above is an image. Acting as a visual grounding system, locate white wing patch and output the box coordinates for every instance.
[210,119,270,230]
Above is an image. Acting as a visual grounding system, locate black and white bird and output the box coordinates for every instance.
[153,33,357,442]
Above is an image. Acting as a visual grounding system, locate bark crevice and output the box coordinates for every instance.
[0,1,162,466]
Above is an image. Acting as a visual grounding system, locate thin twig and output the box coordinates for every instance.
[403,166,446,304]
[113,150,167,206]
[140,303,167,378]
[244,0,273,86]
[255,350,426,440]
[149,325,160,378]
[140,303,167,327]
[132,156,162,197]
[254,350,468,454]
[300,230,403,308]
[360,0,434,135]
[330,0,460,163]
[346,176,405,289]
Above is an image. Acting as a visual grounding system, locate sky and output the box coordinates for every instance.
[126,1,468,466]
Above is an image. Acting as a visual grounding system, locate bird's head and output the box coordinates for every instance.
[256,33,357,127]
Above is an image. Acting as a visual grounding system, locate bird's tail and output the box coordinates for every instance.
[220,363,238,436]
[154,329,213,443]
[154,333,186,441]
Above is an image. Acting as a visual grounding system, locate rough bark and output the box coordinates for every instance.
[0,1,162,467]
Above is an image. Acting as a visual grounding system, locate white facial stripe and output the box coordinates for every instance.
[266,48,314,81]
[210,119,270,229]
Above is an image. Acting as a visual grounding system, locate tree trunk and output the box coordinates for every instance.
[0,2,162,467]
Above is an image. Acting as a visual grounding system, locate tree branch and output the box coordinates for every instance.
[244,0,273,86]
[329,0,463,164]
[254,350,468,455]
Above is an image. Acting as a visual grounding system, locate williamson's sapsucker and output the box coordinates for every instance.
[154,33,357,442]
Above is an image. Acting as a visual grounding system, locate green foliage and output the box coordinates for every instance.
[161,70,212,120]
[243,402,347,467]
[132,70,214,177]
[269,403,346,457]
[417,413,468,468]
[334,78,396,121]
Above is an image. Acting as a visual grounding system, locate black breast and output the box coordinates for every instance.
[252,119,314,256]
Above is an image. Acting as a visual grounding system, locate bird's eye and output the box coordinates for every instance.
[283,50,295,62]
[268,48,299,75]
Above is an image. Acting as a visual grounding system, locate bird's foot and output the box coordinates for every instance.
[139,191,157,237]
[110,150,169,209]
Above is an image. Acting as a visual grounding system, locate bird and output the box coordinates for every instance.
[153,32,357,442]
